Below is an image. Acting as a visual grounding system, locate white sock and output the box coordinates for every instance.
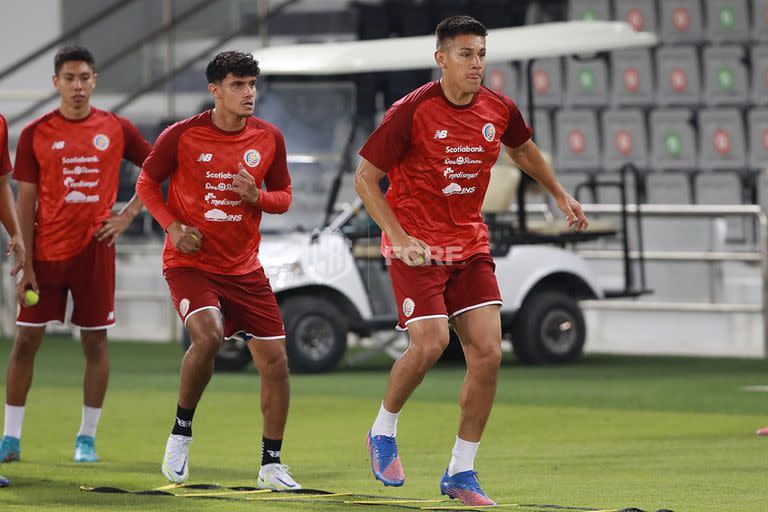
[447,437,480,476]
[370,402,399,437]
[77,406,102,438]
[3,404,25,439]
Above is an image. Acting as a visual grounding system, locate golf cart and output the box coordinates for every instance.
[203,21,656,372]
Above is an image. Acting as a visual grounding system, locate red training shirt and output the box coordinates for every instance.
[0,115,11,176]
[136,110,292,276]
[359,81,531,261]
[13,108,151,261]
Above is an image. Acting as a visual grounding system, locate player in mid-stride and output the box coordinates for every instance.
[136,50,300,489]
[355,16,587,505]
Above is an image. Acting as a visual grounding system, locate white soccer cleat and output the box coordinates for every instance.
[161,434,192,483]
[257,463,302,490]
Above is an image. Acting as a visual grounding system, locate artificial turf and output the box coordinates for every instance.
[0,339,766,511]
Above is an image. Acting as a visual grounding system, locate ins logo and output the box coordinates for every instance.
[243,149,261,168]
[481,123,496,142]
[93,134,110,151]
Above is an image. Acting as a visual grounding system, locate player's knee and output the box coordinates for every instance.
[410,334,449,364]
[11,332,42,360]
[190,330,223,358]
[257,347,289,379]
[468,343,502,371]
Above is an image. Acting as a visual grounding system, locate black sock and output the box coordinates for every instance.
[171,404,195,437]
[261,437,282,466]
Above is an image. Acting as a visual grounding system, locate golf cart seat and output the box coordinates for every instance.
[482,151,617,242]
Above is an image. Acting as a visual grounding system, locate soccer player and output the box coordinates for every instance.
[0,113,26,487]
[0,46,151,465]
[355,16,588,506]
[135,50,300,489]
[757,426,768,436]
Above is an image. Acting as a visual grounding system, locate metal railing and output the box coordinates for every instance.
[577,203,768,354]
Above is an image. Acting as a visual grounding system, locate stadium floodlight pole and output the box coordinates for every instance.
[7,0,227,127]
[0,0,136,82]
[110,0,300,115]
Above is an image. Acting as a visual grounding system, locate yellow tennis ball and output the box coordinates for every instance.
[25,289,39,307]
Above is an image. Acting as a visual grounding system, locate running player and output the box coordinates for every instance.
[135,50,300,489]
[356,16,587,506]
[0,46,151,465]
[0,113,26,487]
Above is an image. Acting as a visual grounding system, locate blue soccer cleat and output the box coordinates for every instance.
[366,430,405,487]
[0,436,20,463]
[440,469,496,506]
[0,474,9,487]
[74,435,99,463]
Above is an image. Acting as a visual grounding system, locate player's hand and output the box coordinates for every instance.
[555,192,588,232]
[232,163,260,204]
[95,211,133,246]
[167,221,203,254]
[7,233,26,277]
[391,235,431,267]
[16,264,38,306]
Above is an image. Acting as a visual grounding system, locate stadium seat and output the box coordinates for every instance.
[656,46,702,106]
[703,45,748,106]
[748,109,768,171]
[705,0,749,42]
[531,109,555,159]
[751,0,768,41]
[650,109,698,170]
[659,0,705,43]
[565,55,609,107]
[555,109,600,170]
[750,45,768,105]
[519,58,564,108]
[569,0,611,20]
[650,108,698,201]
[614,0,658,32]
[611,48,655,107]
[484,62,518,98]
[698,108,747,171]
[601,109,649,171]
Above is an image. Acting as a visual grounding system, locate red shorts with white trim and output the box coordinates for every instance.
[17,237,116,330]
[388,252,502,330]
[164,266,285,340]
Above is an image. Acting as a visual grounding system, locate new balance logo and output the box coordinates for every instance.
[197,153,213,162]
[51,141,65,150]
[434,130,448,139]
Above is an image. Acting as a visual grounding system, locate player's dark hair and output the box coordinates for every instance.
[205,51,260,83]
[54,45,95,74]
[435,15,488,48]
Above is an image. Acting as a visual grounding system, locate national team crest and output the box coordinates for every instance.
[93,134,110,151]
[482,123,496,142]
[179,298,190,317]
[243,149,261,168]
[402,298,415,318]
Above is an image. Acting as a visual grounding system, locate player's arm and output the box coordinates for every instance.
[96,118,154,245]
[135,125,201,254]
[354,158,430,266]
[0,175,25,276]
[504,139,587,231]
[233,128,292,214]
[15,181,38,301]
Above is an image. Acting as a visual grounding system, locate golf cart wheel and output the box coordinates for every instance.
[180,329,252,372]
[512,291,585,365]
[282,296,347,373]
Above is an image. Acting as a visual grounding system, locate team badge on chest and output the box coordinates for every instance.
[243,149,261,168]
[481,123,496,142]
[93,134,110,151]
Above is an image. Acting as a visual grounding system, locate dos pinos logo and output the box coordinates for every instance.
[93,134,110,151]
[243,149,261,168]
[482,123,496,142]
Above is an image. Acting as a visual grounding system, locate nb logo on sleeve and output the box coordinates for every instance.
[197,153,213,162]
[433,129,448,139]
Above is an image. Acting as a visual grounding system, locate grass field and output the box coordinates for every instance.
[0,338,767,511]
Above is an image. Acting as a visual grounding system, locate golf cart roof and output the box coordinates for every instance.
[255,21,657,75]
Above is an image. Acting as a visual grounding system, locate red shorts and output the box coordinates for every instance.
[17,237,116,329]
[388,252,502,330]
[164,266,285,340]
